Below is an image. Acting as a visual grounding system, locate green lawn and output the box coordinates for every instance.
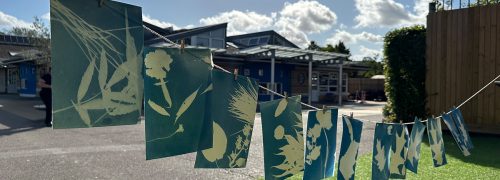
[273,133,500,179]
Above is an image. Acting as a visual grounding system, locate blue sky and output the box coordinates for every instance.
[0,0,436,61]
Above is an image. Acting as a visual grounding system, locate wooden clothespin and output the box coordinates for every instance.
[322,105,327,113]
[180,39,185,54]
[284,91,288,100]
[234,68,239,80]
[99,0,107,7]
[400,120,403,124]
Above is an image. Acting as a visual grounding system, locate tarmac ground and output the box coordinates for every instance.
[0,94,385,180]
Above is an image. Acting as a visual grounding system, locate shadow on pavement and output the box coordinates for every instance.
[0,94,46,120]
[0,110,46,137]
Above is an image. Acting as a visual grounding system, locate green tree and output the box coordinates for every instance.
[311,41,351,60]
[320,41,351,56]
[306,41,321,51]
[382,25,426,123]
[360,55,384,78]
[332,41,351,56]
[321,44,335,52]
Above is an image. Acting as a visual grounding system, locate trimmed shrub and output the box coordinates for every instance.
[382,25,427,122]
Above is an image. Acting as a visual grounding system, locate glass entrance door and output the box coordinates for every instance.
[7,68,18,93]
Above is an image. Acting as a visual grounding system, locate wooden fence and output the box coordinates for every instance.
[426,5,500,134]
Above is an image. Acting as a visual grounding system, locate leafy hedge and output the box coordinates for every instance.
[382,25,427,122]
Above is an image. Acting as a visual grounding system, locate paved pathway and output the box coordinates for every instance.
[0,95,384,179]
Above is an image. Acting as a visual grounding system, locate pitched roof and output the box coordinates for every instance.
[227,30,299,48]
[145,23,228,45]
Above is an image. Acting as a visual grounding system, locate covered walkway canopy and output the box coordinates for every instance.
[238,44,349,106]
[0,50,47,65]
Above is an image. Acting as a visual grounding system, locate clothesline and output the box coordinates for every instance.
[143,25,500,125]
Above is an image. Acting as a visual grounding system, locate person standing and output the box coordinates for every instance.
[38,68,52,127]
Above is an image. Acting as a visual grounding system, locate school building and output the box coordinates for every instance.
[144,22,370,105]
[0,34,49,97]
[1,21,371,105]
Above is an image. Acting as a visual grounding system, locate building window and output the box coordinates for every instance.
[258,69,264,76]
[244,69,250,76]
[342,73,348,92]
[199,32,210,37]
[210,29,225,38]
[317,72,345,94]
[275,83,283,94]
[249,38,259,45]
[184,37,191,45]
[211,39,224,48]
[259,37,269,44]
[259,82,269,95]
[240,38,249,45]
[319,74,329,86]
[196,37,209,47]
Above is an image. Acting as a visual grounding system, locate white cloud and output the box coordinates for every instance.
[184,24,196,29]
[352,45,382,61]
[274,0,337,47]
[199,10,273,36]
[196,1,337,47]
[41,12,50,21]
[412,0,432,25]
[0,11,31,30]
[326,30,383,45]
[276,1,337,34]
[143,14,179,30]
[277,25,309,48]
[354,0,411,28]
[339,23,347,30]
[353,0,431,28]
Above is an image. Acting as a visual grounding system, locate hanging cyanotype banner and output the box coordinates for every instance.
[371,123,393,180]
[194,70,259,168]
[337,115,363,180]
[144,48,213,160]
[261,96,304,180]
[427,117,447,167]
[51,0,143,128]
[450,108,474,150]
[405,117,426,173]
[442,113,471,156]
[389,124,408,179]
[303,109,338,180]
